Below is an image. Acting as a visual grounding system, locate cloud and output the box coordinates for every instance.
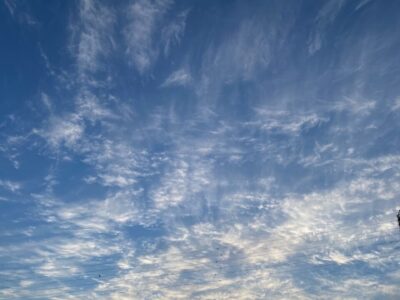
[7,126,400,299]
[0,179,21,192]
[2,0,38,26]
[124,0,171,74]
[3,0,16,16]
[355,0,374,11]
[162,9,189,56]
[76,90,117,122]
[0,131,27,169]
[391,97,400,111]
[201,19,271,88]
[151,156,212,210]
[3,1,400,299]
[35,114,84,150]
[196,7,297,100]
[64,150,398,298]
[308,0,346,55]
[80,138,148,188]
[40,92,52,112]
[161,68,192,87]
[333,97,376,116]
[72,0,115,77]
[248,109,328,136]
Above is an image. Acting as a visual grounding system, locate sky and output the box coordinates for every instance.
[0,0,400,299]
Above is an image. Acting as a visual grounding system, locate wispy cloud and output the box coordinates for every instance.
[81,157,399,298]
[162,9,189,56]
[124,0,172,74]
[355,0,374,11]
[252,109,328,135]
[3,0,16,16]
[333,96,376,116]
[2,1,400,299]
[72,0,115,77]
[0,179,21,192]
[151,155,212,210]
[308,0,346,55]
[200,19,272,90]
[34,114,84,150]
[3,0,38,26]
[162,68,192,87]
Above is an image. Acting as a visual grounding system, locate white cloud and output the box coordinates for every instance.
[136,154,399,298]
[162,68,192,87]
[391,97,400,111]
[76,90,117,122]
[36,114,84,149]
[37,260,80,278]
[40,92,52,112]
[333,96,376,115]
[6,149,400,299]
[19,280,34,288]
[0,179,21,192]
[98,174,136,187]
[80,138,146,188]
[73,0,115,76]
[152,156,211,209]
[4,2,400,299]
[308,0,346,55]
[3,0,16,17]
[53,189,148,234]
[355,0,374,11]
[201,19,271,88]
[124,0,171,74]
[162,9,189,56]
[251,109,328,135]
[196,13,296,100]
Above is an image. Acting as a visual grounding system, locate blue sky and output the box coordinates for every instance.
[1,0,400,299]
